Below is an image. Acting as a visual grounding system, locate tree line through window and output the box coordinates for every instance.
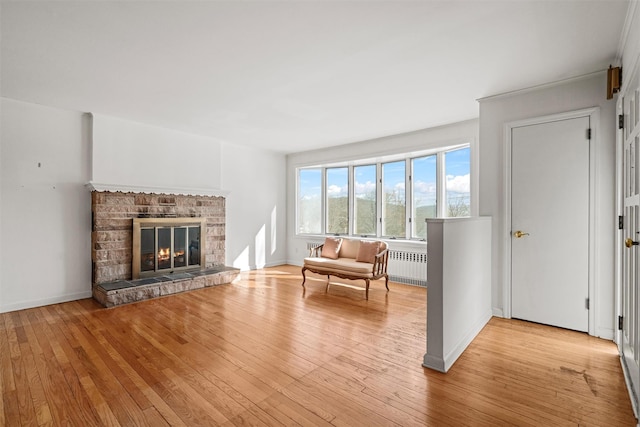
[297,146,470,239]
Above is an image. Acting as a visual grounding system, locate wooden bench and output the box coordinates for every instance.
[301,238,389,299]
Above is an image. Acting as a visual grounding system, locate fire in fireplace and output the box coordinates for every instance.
[132,218,207,279]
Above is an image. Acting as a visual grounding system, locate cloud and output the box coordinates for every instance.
[327,184,347,196]
[355,181,376,194]
[446,174,470,193]
[414,180,436,194]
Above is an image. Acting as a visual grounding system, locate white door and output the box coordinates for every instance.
[511,116,590,332]
[620,66,640,408]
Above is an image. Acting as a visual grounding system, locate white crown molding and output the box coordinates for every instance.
[477,70,606,103]
[86,182,229,197]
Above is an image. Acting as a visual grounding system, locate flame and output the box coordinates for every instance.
[158,247,170,261]
[174,250,185,257]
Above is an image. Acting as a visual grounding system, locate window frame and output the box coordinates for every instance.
[352,163,378,237]
[381,159,408,239]
[295,143,472,240]
[410,153,438,239]
[325,166,350,235]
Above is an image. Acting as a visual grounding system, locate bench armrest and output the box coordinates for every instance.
[372,247,389,276]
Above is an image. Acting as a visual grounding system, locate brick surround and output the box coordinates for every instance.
[91,191,226,285]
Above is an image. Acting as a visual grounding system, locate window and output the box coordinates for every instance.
[354,165,377,236]
[382,161,406,238]
[445,147,471,217]
[412,155,437,238]
[326,167,348,234]
[298,168,322,234]
[295,143,471,238]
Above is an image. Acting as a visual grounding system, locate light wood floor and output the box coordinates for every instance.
[0,265,635,426]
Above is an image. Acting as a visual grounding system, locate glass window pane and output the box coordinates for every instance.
[157,228,171,270]
[174,227,187,268]
[412,155,437,238]
[326,167,349,234]
[140,228,155,272]
[188,226,200,266]
[382,161,406,238]
[298,169,322,234]
[445,147,471,217]
[354,165,377,235]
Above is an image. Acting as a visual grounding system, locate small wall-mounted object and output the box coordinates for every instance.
[607,65,622,99]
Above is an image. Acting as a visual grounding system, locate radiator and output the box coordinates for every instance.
[387,250,427,287]
[305,241,427,288]
[306,241,322,251]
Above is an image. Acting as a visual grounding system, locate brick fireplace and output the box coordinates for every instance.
[90,190,238,306]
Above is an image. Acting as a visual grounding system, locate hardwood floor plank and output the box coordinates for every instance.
[257,392,335,426]
[4,313,22,362]
[26,323,97,425]
[19,312,55,426]
[161,367,231,425]
[3,390,21,427]
[304,366,438,426]
[0,265,634,426]
[99,331,188,427]
[76,375,122,427]
[17,343,52,426]
[133,355,221,427]
[141,406,170,427]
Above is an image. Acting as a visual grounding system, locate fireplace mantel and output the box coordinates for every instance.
[86,181,229,197]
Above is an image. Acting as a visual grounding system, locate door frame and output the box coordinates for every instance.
[615,94,623,349]
[502,107,599,336]
[615,76,639,417]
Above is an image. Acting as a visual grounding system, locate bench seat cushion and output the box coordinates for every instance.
[303,257,374,277]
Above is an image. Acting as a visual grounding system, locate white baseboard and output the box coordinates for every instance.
[0,290,93,314]
[235,260,289,271]
[423,309,493,373]
[596,327,614,341]
[422,354,446,372]
[621,355,640,419]
[492,307,504,317]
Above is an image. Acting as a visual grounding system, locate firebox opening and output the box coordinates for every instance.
[133,217,207,279]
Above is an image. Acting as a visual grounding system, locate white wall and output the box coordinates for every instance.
[0,80,3,310]
[479,72,617,339]
[621,2,640,85]
[0,98,287,311]
[92,114,222,191]
[222,143,287,270]
[0,98,92,312]
[91,113,287,272]
[423,217,492,372]
[285,119,479,264]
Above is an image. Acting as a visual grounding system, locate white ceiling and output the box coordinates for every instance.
[0,1,630,154]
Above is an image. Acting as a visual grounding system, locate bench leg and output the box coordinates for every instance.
[385,275,389,291]
[301,267,307,288]
[325,275,331,293]
[365,279,370,300]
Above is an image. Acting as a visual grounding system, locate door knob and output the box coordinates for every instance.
[513,230,530,238]
[625,238,639,248]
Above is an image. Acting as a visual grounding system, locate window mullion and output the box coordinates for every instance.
[321,167,327,234]
[437,152,446,217]
[405,158,411,239]
[349,165,354,236]
[377,163,382,237]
